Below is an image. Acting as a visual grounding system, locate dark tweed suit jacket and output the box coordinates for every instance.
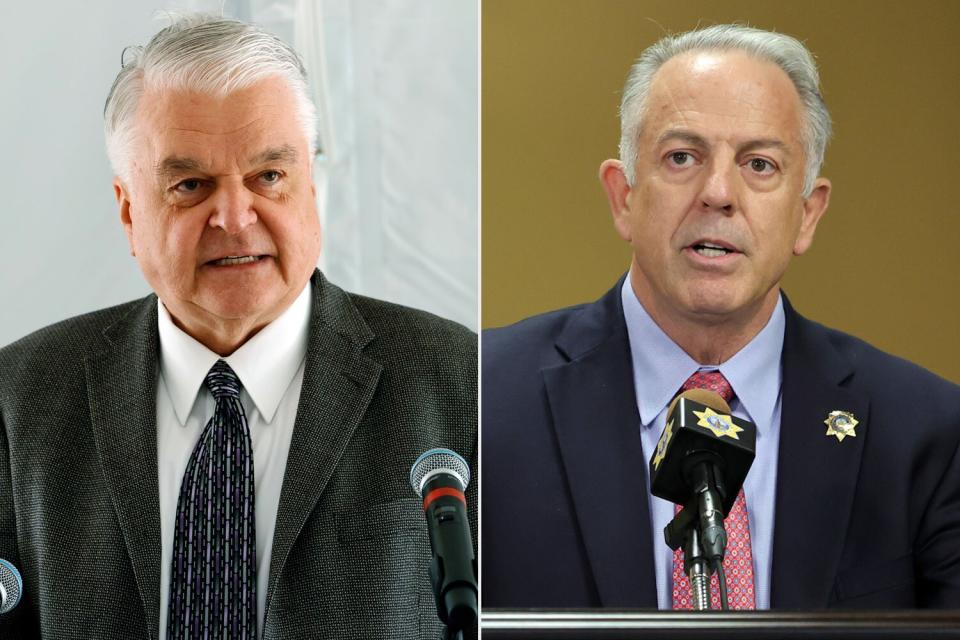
[0,270,477,639]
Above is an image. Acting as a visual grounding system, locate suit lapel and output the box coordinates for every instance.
[85,296,162,639]
[771,298,869,607]
[263,272,382,625]
[542,280,658,607]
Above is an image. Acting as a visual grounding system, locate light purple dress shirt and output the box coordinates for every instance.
[620,276,784,609]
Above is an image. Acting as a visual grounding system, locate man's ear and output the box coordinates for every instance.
[599,159,633,242]
[114,178,136,257]
[794,177,831,256]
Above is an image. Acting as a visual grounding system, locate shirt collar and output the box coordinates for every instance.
[158,282,312,425]
[621,275,784,431]
[717,296,784,430]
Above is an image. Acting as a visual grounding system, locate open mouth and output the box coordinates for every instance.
[209,255,264,266]
[691,242,736,258]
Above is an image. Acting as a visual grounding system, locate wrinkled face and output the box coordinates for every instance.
[117,75,320,337]
[609,50,829,326]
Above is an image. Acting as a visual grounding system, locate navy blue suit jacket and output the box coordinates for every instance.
[482,279,960,609]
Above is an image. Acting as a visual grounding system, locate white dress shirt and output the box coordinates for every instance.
[156,283,311,638]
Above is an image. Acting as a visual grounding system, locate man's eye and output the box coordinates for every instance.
[175,179,203,192]
[748,158,775,174]
[260,170,282,184]
[668,151,694,167]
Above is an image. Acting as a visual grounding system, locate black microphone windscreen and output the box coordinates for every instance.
[650,391,756,515]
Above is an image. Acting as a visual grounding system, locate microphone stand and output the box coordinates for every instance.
[664,454,730,610]
[442,627,465,640]
[429,552,477,639]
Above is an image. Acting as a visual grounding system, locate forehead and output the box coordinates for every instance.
[643,50,803,145]
[133,75,307,166]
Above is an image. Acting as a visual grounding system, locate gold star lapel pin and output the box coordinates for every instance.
[824,410,859,442]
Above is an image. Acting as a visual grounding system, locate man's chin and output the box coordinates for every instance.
[672,282,738,314]
[678,286,775,326]
[199,299,277,325]
[177,287,280,326]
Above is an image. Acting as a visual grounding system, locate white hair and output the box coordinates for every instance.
[104,13,318,181]
[619,24,831,197]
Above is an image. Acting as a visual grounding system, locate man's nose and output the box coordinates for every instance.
[208,180,258,234]
[698,158,738,214]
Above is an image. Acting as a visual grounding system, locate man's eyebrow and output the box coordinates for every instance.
[250,145,299,166]
[156,156,205,180]
[154,146,299,181]
[737,138,790,156]
[656,129,709,149]
[656,129,790,155]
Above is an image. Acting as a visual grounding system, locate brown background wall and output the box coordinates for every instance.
[482,0,960,383]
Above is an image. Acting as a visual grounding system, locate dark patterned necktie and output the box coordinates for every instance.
[168,360,258,639]
[671,370,756,609]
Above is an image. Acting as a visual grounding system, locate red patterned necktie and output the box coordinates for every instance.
[671,370,756,610]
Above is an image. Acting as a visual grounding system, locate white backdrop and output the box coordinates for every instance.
[0,0,477,348]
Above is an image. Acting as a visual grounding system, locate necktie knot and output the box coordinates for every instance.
[680,370,735,404]
[205,360,241,399]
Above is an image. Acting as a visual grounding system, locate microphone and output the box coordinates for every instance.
[649,388,756,608]
[0,558,22,614]
[409,448,477,634]
[650,389,756,515]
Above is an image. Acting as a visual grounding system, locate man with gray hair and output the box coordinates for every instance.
[482,24,960,609]
[0,14,476,638]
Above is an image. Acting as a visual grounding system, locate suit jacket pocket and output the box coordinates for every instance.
[269,498,434,638]
[335,497,424,543]
[835,553,915,604]
[333,498,436,638]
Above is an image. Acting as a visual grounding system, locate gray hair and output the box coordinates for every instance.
[104,13,317,181]
[619,24,831,197]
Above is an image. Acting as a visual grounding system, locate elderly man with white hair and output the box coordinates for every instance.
[482,24,960,611]
[0,14,476,639]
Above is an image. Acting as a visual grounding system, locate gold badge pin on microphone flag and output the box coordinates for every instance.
[693,407,743,439]
[652,419,673,470]
[824,410,859,442]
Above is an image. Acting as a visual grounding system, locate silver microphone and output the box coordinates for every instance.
[409,448,477,634]
[0,558,23,614]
